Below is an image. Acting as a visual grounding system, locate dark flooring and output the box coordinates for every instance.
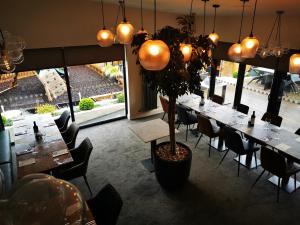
[72,113,300,225]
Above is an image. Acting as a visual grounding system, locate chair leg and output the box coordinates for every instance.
[83,175,92,196]
[254,151,258,169]
[177,122,181,129]
[295,174,297,192]
[238,155,241,177]
[251,169,265,189]
[208,138,211,157]
[218,149,229,167]
[195,134,203,148]
[277,177,281,203]
[186,125,189,141]
[162,112,166,120]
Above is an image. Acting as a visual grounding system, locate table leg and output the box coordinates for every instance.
[268,175,300,194]
[234,153,261,170]
[150,140,157,163]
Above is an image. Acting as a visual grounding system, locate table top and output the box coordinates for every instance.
[12,114,72,178]
[129,118,179,143]
[179,94,300,163]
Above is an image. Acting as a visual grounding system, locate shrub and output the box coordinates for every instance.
[116,93,125,103]
[2,115,7,126]
[36,104,57,114]
[79,98,95,110]
[2,115,13,127]
[232,71,239,78]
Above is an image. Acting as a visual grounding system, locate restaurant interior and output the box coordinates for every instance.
[1,0,300,224]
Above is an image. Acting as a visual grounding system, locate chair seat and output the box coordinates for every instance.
[242,140,260,153]
[286,163,300,176]
[187,113,198,125]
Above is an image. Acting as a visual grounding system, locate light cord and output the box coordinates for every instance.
[265,14,278,47]
[250,0,258,36]
[238,1,246,43]
[140,0,144,30]
[100,0,105,28]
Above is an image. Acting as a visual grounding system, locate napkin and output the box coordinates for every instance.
[52,149,69,157]
[275,143,291,151]
[18,158,36,167]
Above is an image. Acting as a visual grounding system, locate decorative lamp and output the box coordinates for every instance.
[241,0,259,58]
[96,0,114,47]
[116,0,135,44]
[180,43,193,62]
[289,53,300,74]
[208,4,220,44]
[227,0,247,62]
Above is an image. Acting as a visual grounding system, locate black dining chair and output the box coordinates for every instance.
[211,95,224,105]
[251,146,300,202]
[195,114,221,157]
[261,112,283,127]
[61,122,80,149]
[218,126,260,176]
[176,104,198,141]
[53,138,93,195]
[236,103,249,115]
[295,128,300,136]
[87,183,123,225]
[54,110,71,133]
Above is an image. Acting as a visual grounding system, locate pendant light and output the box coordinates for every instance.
[138,0,170,71]
[289,53,300,74]
[201,0,209,36]
[179,0,194,62]
[137,0,147,34]
[208,4,220,44]
[96,0,114,47]
[116,0,135,44]
[228,0,247,62]
[241,0,259,58]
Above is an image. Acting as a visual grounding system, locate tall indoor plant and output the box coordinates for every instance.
[132,17,212,188]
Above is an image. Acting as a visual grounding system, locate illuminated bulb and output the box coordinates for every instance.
[0,52,16,73]
[241,36,260,58]
[227,43,245,62]
[289,53,300,74]
[208,32,220,44]
[116,21,135,44]
[138,40,170,71]
[259,47,269,58]
[96,29,114,47]
[180,43,193,62]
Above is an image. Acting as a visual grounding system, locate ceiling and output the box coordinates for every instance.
[103,0,300,16]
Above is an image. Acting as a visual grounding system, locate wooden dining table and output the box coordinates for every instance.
[12,114,73,179]
[179,94,300,193]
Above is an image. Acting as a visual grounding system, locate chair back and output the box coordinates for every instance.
[211,95,224,105]
[71,138,93,174]
[87,183,123,225]
[62,122,79,149]
[223,126,245,154]
[260,146,286,178]
[261,112,283,127]
[159,96,169,113]
[55,110,70,132]
[176,104,190,125]
[295,128,300,136]
[236,103,249,115]
[197,114,214,137]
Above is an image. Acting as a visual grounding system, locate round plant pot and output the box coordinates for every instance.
[153,142,192,190]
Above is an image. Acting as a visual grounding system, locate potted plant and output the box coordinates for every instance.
[131,17,212,189]
[1,115,15,143]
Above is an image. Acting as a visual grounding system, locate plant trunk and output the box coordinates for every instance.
[168,96,176,155]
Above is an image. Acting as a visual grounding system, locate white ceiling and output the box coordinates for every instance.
[103,0,300,16]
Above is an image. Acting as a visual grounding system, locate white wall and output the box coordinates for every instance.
[1,0,299,119]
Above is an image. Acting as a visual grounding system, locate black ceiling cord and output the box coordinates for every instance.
[121,0,127,22]
[154,0,157,37]
[212,4,220,33]
[249,0,258,37]
[140,0,144,30]
[265,13,278,48]
[274,11,284,47]
[100,0,106,29]
[238,0,247,43]
[188,0,194,33]
[114,2,121,29]
[0,29,4,49]
[202,0,209,35]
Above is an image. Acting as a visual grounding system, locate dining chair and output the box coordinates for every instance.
[261,112,283,127]
[53,138,93,196]
[87,183,123,225]
[236,103,249,115]
[218,126,260,176]
[251,146,300,202]
[159,96,169,120]
[295,128,300,136]
[195,114,221,157]
[54,110,71,133]
[211,94,224,105]
[176,104,198,141]
[61,122,80,149]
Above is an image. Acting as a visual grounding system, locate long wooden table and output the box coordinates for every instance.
[179,94,300,193]
[12,114,73,178]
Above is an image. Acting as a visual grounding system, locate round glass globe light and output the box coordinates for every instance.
[180,43,193,62]
[228,43,245,62]
[289,53,300,74]
[138,40,170,71]
[241,36,260,58]
[116,21,135,44]
[208,32,220,44]
[96,29,114,47]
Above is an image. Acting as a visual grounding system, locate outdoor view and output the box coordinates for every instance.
[0,61,126,130]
